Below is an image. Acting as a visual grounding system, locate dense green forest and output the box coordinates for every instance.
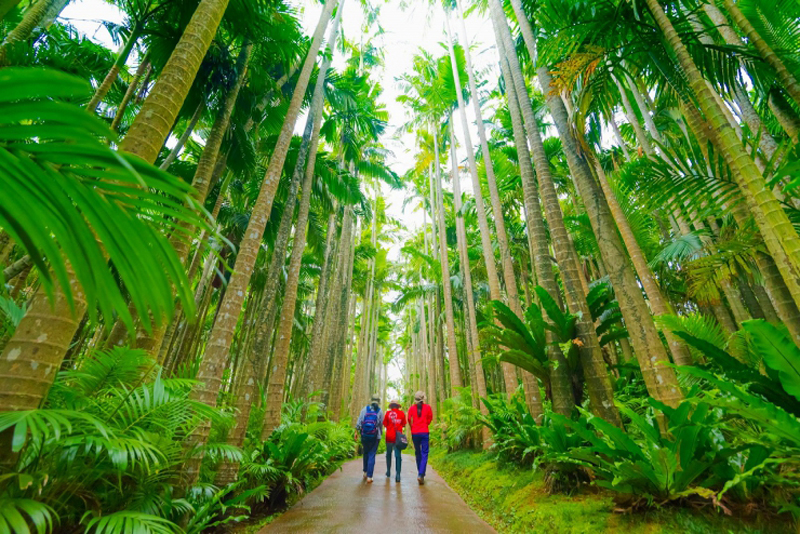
[1,0,800,532]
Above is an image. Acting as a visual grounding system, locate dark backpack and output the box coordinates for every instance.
[361,406,379,437]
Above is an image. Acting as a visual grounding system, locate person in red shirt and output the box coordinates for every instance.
[383,400,406,482]
[407,391,433,485]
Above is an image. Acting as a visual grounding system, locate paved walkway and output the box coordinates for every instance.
[259,455,496,533]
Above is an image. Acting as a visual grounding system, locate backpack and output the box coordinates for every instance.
[361,406,379,437]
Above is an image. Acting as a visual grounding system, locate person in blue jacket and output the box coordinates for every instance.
[355,394,383,483]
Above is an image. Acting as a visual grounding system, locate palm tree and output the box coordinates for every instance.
[721,0,800,108]
[490,0,610,420]
[508,0,692,367]
[643,0,800,316]
[492,0,683,409]
[118,0,235,162]
[0,69,206,421]
[449,122,488,420]
[432,128,463,395]
[182,0,339,484]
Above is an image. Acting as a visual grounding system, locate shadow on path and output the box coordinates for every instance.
[258,455,496,533]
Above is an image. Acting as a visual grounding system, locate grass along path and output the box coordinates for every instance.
[430,450,793,534]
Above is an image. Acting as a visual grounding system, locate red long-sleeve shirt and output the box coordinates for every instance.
[407,403,433,435]
[383,408,406,443]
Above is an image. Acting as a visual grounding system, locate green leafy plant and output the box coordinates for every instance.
[0,67,214,328]
[435,387,482,451]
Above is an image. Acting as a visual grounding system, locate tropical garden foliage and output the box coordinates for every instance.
[2,0,800,530]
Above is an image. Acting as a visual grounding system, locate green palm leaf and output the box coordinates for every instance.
[742,320,800,402]
[0,68,213,328]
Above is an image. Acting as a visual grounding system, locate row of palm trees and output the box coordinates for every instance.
[1,0,401,488]
[397,0,800,437]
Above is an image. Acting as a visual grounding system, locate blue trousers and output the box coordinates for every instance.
[412,433,429,477]
[386,441,402,476]
[361,436,379,478]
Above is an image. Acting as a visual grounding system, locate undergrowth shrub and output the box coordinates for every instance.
[0,347,354,534]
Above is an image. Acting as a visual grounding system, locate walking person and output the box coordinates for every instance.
[355,394,383,483]
[383,399,407,483]
[408,391,433,485]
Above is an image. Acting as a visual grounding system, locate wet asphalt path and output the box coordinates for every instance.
[258,456,496,533]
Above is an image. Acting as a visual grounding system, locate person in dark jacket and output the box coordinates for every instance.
[355,394,382,483]
[407,391,433,485]
[383,400,407,482]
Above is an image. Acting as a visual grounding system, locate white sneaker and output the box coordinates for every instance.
[367,478,373,484]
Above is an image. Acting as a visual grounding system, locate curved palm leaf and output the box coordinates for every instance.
[0,68,213,328]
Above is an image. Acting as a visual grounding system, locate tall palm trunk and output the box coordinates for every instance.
[0,268,86,415]
[700,2,780,161]
[217,32,337,484]
[261,133,327,439]
[722,0,800,108]
[592,157,692,365]
[303,211,339,398]
[492,2,589,420]
[183,0,338,484]
[135,44,251,357]
[159,101,205,170]
[683,102,800,343]
[111,57,150,132]
[432,130,463,395]
[325,207,355,420]
[548,76,684,408]
[248,42,340,394]
[349,295,371,424]
[118,0,234,162]
[645,0,800,314]
[454,0,521,315]
[768,90,800,144]
[0,0,65,64]
[450,125,489,429]
[444,14,521,399]
[502,0,683,408]
[86,19,145,113]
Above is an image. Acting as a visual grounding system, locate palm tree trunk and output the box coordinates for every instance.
[304,211,339,397]
[768,90,800,144]
[217,8,342,479]
[493,0,592,420]
[700,2,780,160]
[111,57,150,132]
[118,0,233,162]
[549,73,684,409]
[432,129,463,396]
[615,77,655,155]
[445,13,526,401]
[502,0,683,409]
[450,125,489,439]
[0,267,87,417]
[645,0,800,314]
[261,135,324,438]
[0,0,64,64]
[252,100,337,398]
[133,44,251,358]
[722,0,800,107]
[86,20,144,113]
[592,153,692,365]
[3,254,32,282]
[325,207,355,421]
[182,0,338,484]
[159,101,205,170]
